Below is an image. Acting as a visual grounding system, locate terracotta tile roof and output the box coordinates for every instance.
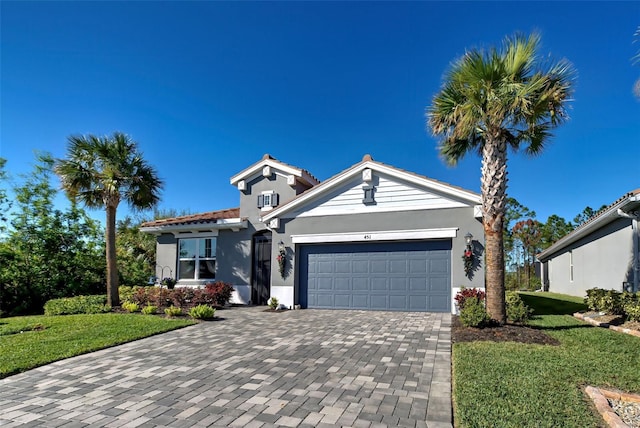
[140,207,241,228]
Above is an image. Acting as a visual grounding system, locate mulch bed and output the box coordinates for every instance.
[452,316,560,345]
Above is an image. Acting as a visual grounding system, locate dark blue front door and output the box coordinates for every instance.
[299,240,451,312]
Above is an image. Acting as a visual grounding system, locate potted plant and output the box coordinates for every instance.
[161,277,177,290]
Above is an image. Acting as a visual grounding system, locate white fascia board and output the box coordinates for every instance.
[140,220,248,235]
[370,162,481,204]
[262,160,480,222]
[230,159,303,185]
[291,228,458,244]
[538,197,636,260]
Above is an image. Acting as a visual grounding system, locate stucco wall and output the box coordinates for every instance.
[239,172,299,225]
[270,206,484,307]
[545,218,633,297]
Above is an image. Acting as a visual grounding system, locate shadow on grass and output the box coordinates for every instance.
[520,293,588,315]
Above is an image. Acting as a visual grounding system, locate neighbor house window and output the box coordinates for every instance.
[178,238,216,280]
[258,191,279,211]
[569,250,574,282]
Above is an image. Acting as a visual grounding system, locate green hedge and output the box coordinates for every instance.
[44,295,111,316]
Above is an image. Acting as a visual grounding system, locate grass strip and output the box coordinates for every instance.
[0,313,195,378]
[453,292,640,428]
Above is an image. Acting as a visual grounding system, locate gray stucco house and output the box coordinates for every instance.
[140,154,484,313]
[537,189,640,297]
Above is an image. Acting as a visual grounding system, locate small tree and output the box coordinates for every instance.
[55,133,163,306]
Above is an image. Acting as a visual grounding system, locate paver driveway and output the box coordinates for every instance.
[0,307,452,428]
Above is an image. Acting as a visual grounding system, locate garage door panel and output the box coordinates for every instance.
[409,296,428,311]
[371,262,388,273]
[390,260,407,273]
[409,259,427,273]
[389,295,407,310]
[300,241,451,312]
[429,295,449,312]
[390,278,408,291]
[370,295,388,309]
[352,294,369,307]
[335,261,351,273]
[371,278,389,291]
[430,277,449,292]
[352,260,369,273]
[317,278,334,290]
[352,278,369,291]
[335,278,351,290]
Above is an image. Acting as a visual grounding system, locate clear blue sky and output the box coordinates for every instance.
[2,1,639,225]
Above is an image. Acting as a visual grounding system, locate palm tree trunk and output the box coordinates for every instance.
[105,204,119,307]
[481,138,507,324]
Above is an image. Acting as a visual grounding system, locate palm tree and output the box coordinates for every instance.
[55,133,163,306]
[427,33,574,323]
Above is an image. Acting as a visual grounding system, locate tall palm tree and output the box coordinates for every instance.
[55,133,163,306]
[427,33,574,323]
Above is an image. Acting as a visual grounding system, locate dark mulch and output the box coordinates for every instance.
[452,316,560,346]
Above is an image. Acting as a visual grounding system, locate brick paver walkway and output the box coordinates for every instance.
[0,307,452,427]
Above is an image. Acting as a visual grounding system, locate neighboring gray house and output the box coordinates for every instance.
[140,154,484,313]
[538,190,640,297]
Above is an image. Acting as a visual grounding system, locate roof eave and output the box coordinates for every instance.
[261,160,481,222]
[140,219,248,236]
[538,195,639,261]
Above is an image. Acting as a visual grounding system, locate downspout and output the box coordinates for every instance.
[617,207,640,292]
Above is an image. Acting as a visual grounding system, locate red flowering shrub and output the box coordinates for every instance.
[205,281,234,306]
[455,287,486,310]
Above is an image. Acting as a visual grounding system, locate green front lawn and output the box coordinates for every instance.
[0,313,195,378]
[453,292,640,428]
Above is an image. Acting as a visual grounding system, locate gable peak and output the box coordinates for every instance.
[362,154,373,162]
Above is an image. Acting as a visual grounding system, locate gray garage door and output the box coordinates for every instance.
[299,240,451,312]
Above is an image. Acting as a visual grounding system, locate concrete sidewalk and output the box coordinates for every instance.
[0,307,452,427]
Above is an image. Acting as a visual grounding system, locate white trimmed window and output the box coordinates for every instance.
[258,191,279,211]
[178,238,216,280]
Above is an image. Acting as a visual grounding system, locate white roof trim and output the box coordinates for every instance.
[230,159,319,186]
[140,219,248,235]
[262,160,480,222]
[538,194,639,260]
[291,227,458,244]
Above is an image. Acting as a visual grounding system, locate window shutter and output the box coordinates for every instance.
[257,195,264,208]
[273,193,279,207]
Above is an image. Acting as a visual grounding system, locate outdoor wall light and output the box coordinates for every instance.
[464,232,473,246]
[278,240,285,252]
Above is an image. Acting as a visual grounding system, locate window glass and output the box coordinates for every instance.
[178,238,216,280]
[263,193,272,207]
[199,260,216,278]
[199,238,216,258]
[179,260,196,279]
[179,240,196,258]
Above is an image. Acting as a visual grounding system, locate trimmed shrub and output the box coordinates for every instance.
[141,305,158,315]
[164,305,183,317]
[122,301,139,313]
[624,301,640,322]
[599,290,624,315]
[459,297,490,328]
[44,295,111,316]
[269,297,279,310]
[585,288,606,311]
[204,281,234,307]
[506,292,532,324]
[455,287,486,310]
[189,304,216,320]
